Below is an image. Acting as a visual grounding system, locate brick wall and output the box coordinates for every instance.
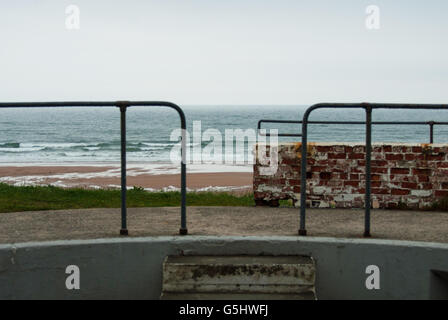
[254,142,448,209]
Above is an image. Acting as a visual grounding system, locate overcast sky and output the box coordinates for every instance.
[0,0,447,105]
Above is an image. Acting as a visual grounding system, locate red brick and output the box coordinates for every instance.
[371,160,388,166]
[268,178,286,185]
[435,190,448,197]
[386,154,403,161]
[403,176,417,183]
[350,174,359,180]
[420,183,433,190]
[344,181,359,187]
[412,168,431,175]
[386,202,399,209]
[404,154,417,161]
[316,146,333,152]
[348,153,365,160]
[372,188,390,195]
[371,181,382,188]
[372,153,385,160]
[254,192,267,199]
[280,158,298,165]
[412,147,423,153]
[383,146,392,152]
[328,153,346,159]
[339,173,348,180]
[373,146,383,153]
[401,147,411,153]
[311,166,327,172]
[319,172,332,180]
[426,154,445,161]
[401,182,418,189]
[391,168,410,175]
[441,182,448,189]
[391,189,410,195]
[371,167,388,174]
[436,162,448,168]
[289,179,301,185]
[417,175,429,182]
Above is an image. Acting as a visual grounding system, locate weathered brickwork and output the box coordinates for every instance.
[254,142,448,209]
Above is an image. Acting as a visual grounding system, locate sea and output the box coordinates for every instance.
[0,105,448,166]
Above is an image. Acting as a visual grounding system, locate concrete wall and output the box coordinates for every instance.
[1,236,448,300]
[254,142,448,209]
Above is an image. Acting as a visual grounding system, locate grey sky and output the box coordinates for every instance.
[0,0,447,105]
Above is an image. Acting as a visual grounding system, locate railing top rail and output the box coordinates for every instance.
[259,119,448,126]
[258,118,448,140]
[0,100,187,133]
[303,103,448,120]
[257,120,302,137]
[0,101,180,107]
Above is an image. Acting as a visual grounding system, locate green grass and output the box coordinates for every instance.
[0,183,254,213]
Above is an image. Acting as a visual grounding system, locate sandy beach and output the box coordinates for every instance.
[0,163,253,192]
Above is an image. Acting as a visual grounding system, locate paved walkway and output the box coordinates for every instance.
[1,207,447,244]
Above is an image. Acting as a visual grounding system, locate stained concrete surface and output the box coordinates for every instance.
[0,207,447,244]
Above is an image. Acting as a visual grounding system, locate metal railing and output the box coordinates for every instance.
[257,120,302,137]
[258,119,448,143]
[298,103,448,238]
[0,101,188,235]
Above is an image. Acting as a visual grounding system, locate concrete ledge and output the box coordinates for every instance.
[1,236,448,299]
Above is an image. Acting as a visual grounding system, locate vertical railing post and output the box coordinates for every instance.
[179,125,188,235]
[364,105,372,238]
[299,114,309,236]
[118,102,129,236]
[429,121,434,144]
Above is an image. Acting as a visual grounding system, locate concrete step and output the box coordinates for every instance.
[161,292,316,300]
[161,256,316,300]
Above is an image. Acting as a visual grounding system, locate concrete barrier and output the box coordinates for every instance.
[1,236,448,299]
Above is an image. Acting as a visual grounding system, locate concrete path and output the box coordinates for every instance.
[0,207,447,244]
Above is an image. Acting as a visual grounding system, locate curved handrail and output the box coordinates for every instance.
[0,101,188,235]
[299,102,448,237]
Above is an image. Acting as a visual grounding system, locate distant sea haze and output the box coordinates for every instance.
[0,105,447,164]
